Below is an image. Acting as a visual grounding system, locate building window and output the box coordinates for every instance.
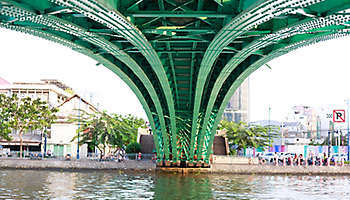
[234,113,241,123]
[224,113,233,122]
[65,145,71,154]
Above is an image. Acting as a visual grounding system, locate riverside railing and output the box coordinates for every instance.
[1,151,155,161]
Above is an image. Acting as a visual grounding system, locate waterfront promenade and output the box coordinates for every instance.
[2,158,350,175]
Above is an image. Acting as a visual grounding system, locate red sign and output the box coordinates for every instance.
[333,110,345,123]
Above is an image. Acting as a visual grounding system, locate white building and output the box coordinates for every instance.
[284,105,318,139]
[48,94,98,158]
[222,78,250,123]
[281,121,310,145]
[0,78,98,158]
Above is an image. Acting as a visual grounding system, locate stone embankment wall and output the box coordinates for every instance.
[211,164,350,175]
[2,158,350,175]
[213,155,258,164]
[0,159,156,171]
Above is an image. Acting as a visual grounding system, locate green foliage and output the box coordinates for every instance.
[64,88,75,95]
[219,120,279,154]
[125,142,141,153]
[0,94,12,140]
[117,114,146,144]
[0,94,58,157]
[72,111,145,157]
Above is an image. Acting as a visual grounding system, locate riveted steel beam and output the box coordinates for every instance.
[143,28,215,34]
[141,0,194,27]
[189,0,325,162]
[0,22,164,159]
[49,0,178,162]
[196,8,350,160]
[204,31,350,162]
[126,11,234,18]
[3,0,350,167]
[158,0,180,131]
[0,0,171,160]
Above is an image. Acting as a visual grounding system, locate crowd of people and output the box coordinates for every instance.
[99,148,127,162]
[257,152,346,166]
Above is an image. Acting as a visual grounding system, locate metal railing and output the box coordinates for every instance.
[0,151,155,161]
[86,152,155,161]
[0,151,71,160]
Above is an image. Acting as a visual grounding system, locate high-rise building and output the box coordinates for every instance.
[222,78,250,123]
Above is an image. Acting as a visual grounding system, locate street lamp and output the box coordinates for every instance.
[44,127,47,157]
[346,99,350,161]
[77,96,81,160]
[268,106,271,151]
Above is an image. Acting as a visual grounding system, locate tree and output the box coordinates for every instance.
[0,94,12,140]
[219,120,279,154]
[117,114,146,145]
[2,94,58,157]
[72,111,141,159]
[125,142,141,153]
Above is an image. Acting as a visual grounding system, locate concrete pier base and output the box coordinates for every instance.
[157,164,350,175]
[156,167,211,174]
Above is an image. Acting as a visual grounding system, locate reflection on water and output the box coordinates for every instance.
[154,173,213,199]
[1,169,350,199]
[47,172,77,199]
[0,170,47,199]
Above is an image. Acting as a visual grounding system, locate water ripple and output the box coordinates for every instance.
[0,170,350,199]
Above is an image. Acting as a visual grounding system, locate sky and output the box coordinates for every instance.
[1,28,350,122]
[249,36,350,121]
[0,28,146,118]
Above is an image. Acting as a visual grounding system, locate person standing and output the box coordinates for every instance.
[138,152,142,160]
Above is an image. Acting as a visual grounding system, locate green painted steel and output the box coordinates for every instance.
[1,0,350,166]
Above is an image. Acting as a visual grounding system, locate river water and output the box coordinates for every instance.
[0,169,350,199]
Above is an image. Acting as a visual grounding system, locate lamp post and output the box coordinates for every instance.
[44,128,47,157]
[328,130,331,157]
[268,106,271,152]
[328,121,334,157]
[281,121,284,146]
[77,96,81,160]
[346,99,350,161]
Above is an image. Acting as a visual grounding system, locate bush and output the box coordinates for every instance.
[126,142,141,153]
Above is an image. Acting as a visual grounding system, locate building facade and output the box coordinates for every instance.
[284,105,318,139]
[0,78,97,158]
[222,78,250,123]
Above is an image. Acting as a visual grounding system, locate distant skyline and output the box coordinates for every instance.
[249,36,350,122]
[1,28,350,122]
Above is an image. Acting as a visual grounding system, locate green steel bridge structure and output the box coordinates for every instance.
[1,0,350,167]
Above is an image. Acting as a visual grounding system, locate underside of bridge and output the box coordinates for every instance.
[1,0,350,167]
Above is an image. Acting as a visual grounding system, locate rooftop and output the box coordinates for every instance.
[0,77,10,85]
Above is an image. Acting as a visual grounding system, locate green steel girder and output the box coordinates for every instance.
[203,31,350,162]
[55,0,179,162]
[141,0,196,28]
[125,10,234,18]
[0,21,165,159]
[195,10,350,160]
[0,0,171,159]
[2,0,350,166]
[190,0,326,162]
[158,0,180,121]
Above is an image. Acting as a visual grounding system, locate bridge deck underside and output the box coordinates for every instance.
[1,0,350,166]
